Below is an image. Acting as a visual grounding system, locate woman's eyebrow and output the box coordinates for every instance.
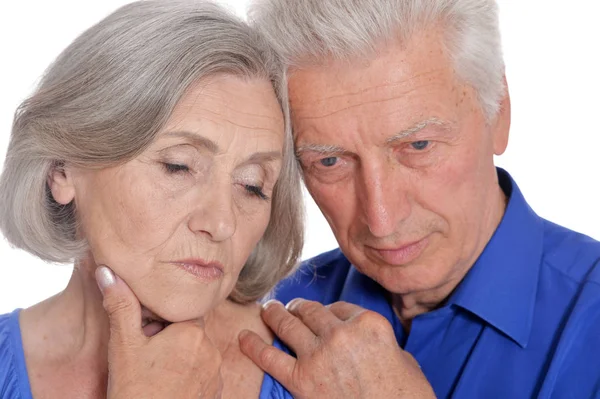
[243,151,282,165]
[164,131,219,153]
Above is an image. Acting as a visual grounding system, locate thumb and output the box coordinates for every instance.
[95,265,144,346]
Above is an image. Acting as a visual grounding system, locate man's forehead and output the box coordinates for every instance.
[289,32,452,90]
[287,48,456,120]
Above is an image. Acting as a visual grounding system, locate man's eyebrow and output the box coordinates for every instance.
[385,118,448,145]
[165,131,219,153]
[295,144,346,157]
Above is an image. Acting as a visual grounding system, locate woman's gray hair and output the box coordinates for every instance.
[0,0,304,303]
[249,0,505,121]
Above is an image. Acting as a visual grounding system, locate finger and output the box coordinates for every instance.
[261,300,315,355]
[142,321,167,338]
[238,329,297,392]
[286,298,342,336]
[326,301,368,321]
[95,265,145,345]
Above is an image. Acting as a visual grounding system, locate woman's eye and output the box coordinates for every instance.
[163,163,190,174]
[410,141,430,151]
[244,184,269,201]
[319,157,338,167]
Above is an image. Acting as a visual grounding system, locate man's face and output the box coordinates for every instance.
[290,31,510,298]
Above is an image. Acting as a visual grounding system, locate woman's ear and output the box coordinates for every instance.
[48,162,76,205]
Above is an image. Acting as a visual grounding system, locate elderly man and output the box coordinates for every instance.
[238,0,600,398]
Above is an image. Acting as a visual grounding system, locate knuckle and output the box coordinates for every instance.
[297,300,321,317]
[258,346,278,368]
[104,295,133,315]
[329,300,350,308]
[356,309,391,331]
[274,315,298,338]
[329,325,354,347]
[326,300,351,314]
[355,311,395,341]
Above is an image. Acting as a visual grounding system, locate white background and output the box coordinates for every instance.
[0,1,598,313]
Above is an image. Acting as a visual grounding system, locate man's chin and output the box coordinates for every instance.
[350,255,431,294]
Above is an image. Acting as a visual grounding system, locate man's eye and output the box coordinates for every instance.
[410,141,430,151]
[163,163,190,174]
[319,157,338,167]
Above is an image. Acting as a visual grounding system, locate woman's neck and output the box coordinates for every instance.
[21,261,108,360]
[19,259,110,397]
[19,258,273,397]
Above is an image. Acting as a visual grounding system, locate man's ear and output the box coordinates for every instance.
[492,75,511,156]
[47,162,75,205]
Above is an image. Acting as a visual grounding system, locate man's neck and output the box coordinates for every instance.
[391,183,508,331]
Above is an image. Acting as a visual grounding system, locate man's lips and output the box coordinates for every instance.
[368,237,429,266]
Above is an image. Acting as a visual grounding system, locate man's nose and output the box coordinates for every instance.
[187,181,236,242]
[359,165,411,238]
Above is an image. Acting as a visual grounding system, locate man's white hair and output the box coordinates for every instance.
[249,0,505,120]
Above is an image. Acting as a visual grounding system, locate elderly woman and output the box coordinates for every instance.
[0,1,303,398]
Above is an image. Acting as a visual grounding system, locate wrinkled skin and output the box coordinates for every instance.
[241,29,510,398]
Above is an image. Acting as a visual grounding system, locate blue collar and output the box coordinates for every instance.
[448,168,543,348]
[340,168,543,348]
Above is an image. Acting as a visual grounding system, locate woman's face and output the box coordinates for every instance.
[59,76,285,321]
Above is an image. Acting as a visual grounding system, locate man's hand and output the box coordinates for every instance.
[239,299,435,399]
[96,265,223,399]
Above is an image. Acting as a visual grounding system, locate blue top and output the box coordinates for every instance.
[0,310,33,399]
[273,168,600,399]
[0,309,291,398]
[259,338,293,398]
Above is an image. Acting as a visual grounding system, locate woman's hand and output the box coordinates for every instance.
[96,265,223,399]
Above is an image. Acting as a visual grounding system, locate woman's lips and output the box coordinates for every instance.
[370,237,429,266]
[172,259,224,281]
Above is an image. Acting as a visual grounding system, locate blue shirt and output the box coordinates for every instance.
[273,169,600,399]
[0,309,291,398]
[0,310,32,399]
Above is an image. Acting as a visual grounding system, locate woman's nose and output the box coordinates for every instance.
[187,183,236,242]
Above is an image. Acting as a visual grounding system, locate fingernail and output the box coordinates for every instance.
[286,298,304,310]
[95,265,116,294]
[262,299,283,310]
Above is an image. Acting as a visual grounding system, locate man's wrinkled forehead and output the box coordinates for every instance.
[287,34,456,115]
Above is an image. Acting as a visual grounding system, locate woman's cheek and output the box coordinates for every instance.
[235,205,271,261]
